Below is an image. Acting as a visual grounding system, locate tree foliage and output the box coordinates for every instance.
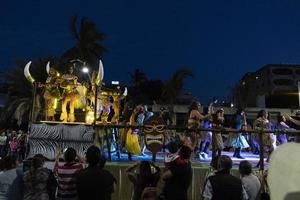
[161,68,193,104]
[128,68,193,105]
[1,58,57,126]
[62,16,107,69]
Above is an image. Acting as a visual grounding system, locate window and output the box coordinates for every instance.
[272,68,293,75]
[295,69,300,75]
[273,79,294,86]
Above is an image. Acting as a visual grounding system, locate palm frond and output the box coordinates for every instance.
[62,16,107,70]
[162,68,193,103]
[69,15,80,41]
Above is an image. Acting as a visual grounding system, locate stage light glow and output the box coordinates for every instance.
[82,67,89,73]
[85,110,94,124]
[53,98,57,109]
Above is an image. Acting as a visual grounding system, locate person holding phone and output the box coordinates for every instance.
[53,147,84,200]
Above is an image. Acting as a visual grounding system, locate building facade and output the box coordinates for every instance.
[233,64,300,108]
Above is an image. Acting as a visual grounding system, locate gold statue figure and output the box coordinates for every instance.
[44,63,61,121]
[59,65,80,122]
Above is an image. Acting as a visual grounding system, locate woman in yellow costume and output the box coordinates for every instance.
[59,65,80,122]
[125,105,143,160]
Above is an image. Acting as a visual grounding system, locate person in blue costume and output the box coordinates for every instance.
[227,109,249,159]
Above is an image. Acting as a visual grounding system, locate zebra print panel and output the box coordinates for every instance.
[29,123,94,159]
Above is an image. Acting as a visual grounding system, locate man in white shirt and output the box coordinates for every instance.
[239,160,261,200]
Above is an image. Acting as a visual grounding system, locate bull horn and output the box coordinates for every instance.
[123,87,128,96]
[24,61,35,83]
[46,61,50,74]
[96,59,104,86]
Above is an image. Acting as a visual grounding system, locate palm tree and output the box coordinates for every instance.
[1,57,57,126]
[161,68,193,122]
[162,68,193,104]
[62,16,107,70]
[129,69,148,87]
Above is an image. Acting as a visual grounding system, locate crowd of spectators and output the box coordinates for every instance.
[0,145,116,200]
[124,142,264,200]
[0,137,266,200]
[0,130,28,161]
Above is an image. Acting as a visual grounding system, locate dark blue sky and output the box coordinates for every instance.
[1,0,300,103]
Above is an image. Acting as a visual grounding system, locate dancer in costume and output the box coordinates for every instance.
[198,102,215,159]
[125,105,143,160]
[211,109,224,159]
[60,65,80,122]
[198,118,212,159]
[186,102,210,157]
[43,67,60,121]
[284,110,300,143]
[253,110,276,163]
[226,109,249,159]
[276,115,294,144]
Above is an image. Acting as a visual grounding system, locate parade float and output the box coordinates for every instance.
[24,59,128,159]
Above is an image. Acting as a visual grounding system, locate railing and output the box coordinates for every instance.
[94,123,300,170]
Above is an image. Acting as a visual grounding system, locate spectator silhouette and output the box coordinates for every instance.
[0,155,18,199]
[126,161,160,200]
[202,155,248,200]
[239,160,261,200]
[76,146,116,200]
[23,154,57,200]
[54,147,83,200]
[162,145,193,200]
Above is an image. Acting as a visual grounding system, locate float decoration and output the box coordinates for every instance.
[144,116,166,154]
[23,59,127,125]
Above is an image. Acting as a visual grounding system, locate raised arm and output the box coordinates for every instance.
[286,114,300,126]
[125,162,140,174]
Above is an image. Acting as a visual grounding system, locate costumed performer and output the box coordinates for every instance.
[43,67,61,121]
[60,65,80,122]
[226,109,249,159]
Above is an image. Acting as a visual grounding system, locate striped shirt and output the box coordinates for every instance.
[55,163,83,199]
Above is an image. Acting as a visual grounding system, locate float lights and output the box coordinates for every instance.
[82,67,89,73]
[111,81,119,85]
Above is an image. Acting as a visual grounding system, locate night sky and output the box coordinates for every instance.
[2,0,300,104]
